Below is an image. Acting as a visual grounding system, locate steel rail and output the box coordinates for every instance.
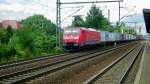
[84,43,142,84]
[117,44,144,84]
[0,47,109,80]
[0,53,70,70]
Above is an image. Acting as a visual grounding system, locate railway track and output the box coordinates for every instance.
[0,49,105,81]
[0,42,137,84]
[0,47,109,75]
[0,48,94,70]
[0,46,101,70]
[84,43,144,84]
[0,44,119,70]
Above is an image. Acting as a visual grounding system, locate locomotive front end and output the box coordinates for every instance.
[63,28,80,49]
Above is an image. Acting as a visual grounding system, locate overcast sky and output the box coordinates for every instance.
[0,0,149,34]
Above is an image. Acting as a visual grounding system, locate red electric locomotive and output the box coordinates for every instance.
[62,27,100,49]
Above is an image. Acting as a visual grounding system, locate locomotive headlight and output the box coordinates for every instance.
[63,35,79,40]
[74,36,79,39]
[63,36,69,39]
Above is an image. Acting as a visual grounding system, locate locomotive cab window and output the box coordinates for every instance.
[64,28,80,34]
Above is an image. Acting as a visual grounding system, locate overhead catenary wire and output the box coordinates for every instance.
[61,6,84,23]
[56,0,124,47]
[60,0,123,4]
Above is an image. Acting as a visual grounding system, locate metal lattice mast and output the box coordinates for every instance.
[119,2,121,21]
[56,0,61,47]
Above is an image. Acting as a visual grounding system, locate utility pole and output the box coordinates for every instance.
[134,22,137,29]
[119,2,121,22]
[108,9,110,21]
[56,0,61,47]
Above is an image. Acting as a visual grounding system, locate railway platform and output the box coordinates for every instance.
[135,41,150,84]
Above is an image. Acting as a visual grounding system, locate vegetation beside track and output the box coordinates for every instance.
[0,15,64,64]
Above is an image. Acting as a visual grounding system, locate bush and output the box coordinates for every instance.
[53,47,64,53]
[0,15,64,63]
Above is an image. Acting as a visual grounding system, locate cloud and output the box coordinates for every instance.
[0,0,55,21]
[0,0,9,4]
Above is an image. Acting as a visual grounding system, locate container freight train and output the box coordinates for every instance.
[62,27,137,50]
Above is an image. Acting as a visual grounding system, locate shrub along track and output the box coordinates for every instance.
[0,42,137,84]
[85,42,144,84]
[24,42,139,84]
[0,45,107,70]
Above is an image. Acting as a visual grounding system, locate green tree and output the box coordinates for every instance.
[85,4,110,30]
[113,22,137,34]
[0,28,5,43]
[22,14,56,35]
[9,26,49,57]
[72,15,85,27]
[5,26,14,43]
[100,18,110,30]
[0,44,12,61]
[0,26,14,44]
[0,27,16,62]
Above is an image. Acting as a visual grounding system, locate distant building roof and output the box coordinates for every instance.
[143,9,150,33]
[1,20,21,30]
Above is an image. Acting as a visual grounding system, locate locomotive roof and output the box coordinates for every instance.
[64,27,98,31]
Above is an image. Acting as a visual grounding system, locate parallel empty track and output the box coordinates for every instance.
[85,43,144,84]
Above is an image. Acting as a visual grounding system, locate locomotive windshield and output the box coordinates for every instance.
[64,28,80,34]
